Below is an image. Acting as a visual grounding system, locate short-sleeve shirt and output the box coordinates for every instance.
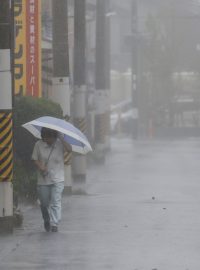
[32,139,65,185]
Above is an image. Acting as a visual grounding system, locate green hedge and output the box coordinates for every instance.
[13,96,63,201]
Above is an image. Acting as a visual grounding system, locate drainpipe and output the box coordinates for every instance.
[72,0,87,191]
[94,0,108,162]
[104,0,111,151]
[131,0,139,139]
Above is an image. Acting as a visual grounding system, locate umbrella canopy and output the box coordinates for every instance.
[22,116,92,154]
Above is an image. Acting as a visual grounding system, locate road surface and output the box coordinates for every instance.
[0,137,200,270]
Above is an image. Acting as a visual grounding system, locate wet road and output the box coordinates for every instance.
[1,138,200,269]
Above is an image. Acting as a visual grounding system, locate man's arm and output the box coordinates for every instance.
[58,135,72,152]
[32,142,48,173]
[33,160,47,173]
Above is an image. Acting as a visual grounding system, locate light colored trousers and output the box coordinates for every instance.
[37,182,64,226]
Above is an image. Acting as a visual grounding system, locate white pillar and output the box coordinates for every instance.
[51,77,70,116]
[0,183,13,217]
[0,50,12,109]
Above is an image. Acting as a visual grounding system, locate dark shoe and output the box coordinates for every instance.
[44,221,50,232]
[51,226,58,232]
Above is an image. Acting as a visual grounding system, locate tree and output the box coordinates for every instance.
[13,96,63,201]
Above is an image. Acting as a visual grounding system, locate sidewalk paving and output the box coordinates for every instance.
[1,137,200,270]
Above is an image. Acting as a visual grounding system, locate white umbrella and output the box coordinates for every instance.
[22,116,92,154]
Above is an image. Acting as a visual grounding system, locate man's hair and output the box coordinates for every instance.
[41,127,58,139]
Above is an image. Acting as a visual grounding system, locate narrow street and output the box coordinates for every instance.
[1,137,200,270]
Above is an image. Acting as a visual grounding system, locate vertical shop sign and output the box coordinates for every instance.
[14,0,41,97]
[26,0,41,97]
[14,0,26,95]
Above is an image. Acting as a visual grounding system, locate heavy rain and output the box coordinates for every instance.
[1,0,200,269]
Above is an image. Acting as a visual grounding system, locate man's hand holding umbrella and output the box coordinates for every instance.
[58,133,72,153]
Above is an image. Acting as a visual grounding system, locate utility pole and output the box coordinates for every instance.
[94,0,108,161]
[52,0,72,194]
[72,0,87,187]
[0,0,14,233]
[131,0,139,139]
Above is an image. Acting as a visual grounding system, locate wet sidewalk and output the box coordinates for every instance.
[1,137,200,270]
